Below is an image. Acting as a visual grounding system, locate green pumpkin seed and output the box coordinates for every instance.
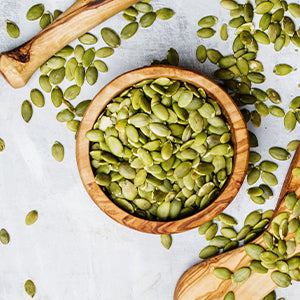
[140,12,156,28]
[245,244,265,260]
[86,66,98,86]
[78,33,97,45]
[95,47,114,58]
[21,100,33,123]
[271,271,291,287]
[205,223,218,240]
[51,141,64,162]
[65,58,77,81]
[46,57,66,70]
[198,221,214,235]
[249,260,268,273]
[269,105,285,117]
[199,245,219,259]
[160,234,172,249]
[25,210,38,225]
[255,101,269,117]
[293,199,300,217]
[94,60,108,73]
[51,86,63,108]
[260,251,279,264]
[197,28,216,38]
[261,171,278,186]
[220,0,240,10]
[0,228,10,244]
[30,89,45,108]
[259,13,272,31]
[284,111,296,132]
[135,2,153,13]
[24,280,36,297]
[40,11,53,29]
[269,147,291,160]
[121,22,139,39]
[220,24,228,40]
[259,161,278,172]
[82,48,95,68]
[213,267,233,280]
[64,85,81,101]
[0,138,5,152]
[196,45,207,63]
[56,109,75,122]
[253,30,270,44]
[224,291,235,300]
[49,67,65,85]
[290,97,300,112]
[156,8,175,20]
[198,16,218,28]
[27,4,44,20]
[288,3,300,19]
[210,236,231,248]
[5,20,20,38]
[255,2,274,14]
[296,228,300,243]
[249,151,261,164]
[101,28,120,48]
[55,46,74,58]
[292,167,300,177]
[66,120,80,132]
[247,167,260,185]
[232,267,251,283]
[247,72,265,83]
[273,64,293,76]
[167,48,179,65]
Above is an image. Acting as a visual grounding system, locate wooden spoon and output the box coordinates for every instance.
[174,145,300,300]
[0,0,138,88]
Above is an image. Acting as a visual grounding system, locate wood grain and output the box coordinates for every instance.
[174,144,300,300]
[76,66,249,234]
[0,0,138,88]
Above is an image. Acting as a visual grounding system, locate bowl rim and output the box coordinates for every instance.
[76,65,249,234]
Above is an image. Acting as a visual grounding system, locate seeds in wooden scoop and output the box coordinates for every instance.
[87,78,233,221]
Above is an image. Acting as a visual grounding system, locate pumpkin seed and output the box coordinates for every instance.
[56,109,75,122]
[232,267,251,283]
[78,33,97,45]
[261,172,278,186]
[21,100,33,123]
[25,210,38,225]
[156,8,175,20]
[255,2,274,14]
[273,64,293,76]
[0,228,10,244]
[167,48,179,65]
[199,245,219,259]
[65,58,77,81]
[197,28,216,38]
[269,105,285,117]
[121,22,139,39]
[51,86,63,108]
[40,11,53,29]
[260,251,279,264]
[64,85,81,100]
[135,2,153,13]
[269,147,291,161]
[220,0,240,10]
[198,16,218,28]
[140,12,156,28]
[94,60,108,73]
[82,48,95,68]
[24,280,36,297]
[46,57,66,70]
[213,268,233,280]
[288,3,300,20]
[95,47,114,58]
[26,4,44,20]
[284,111,296,132]
[51,141,64,162]
[271,271,291,287]
[160,234,172,249]
[224,291,235,300]
[292,167,300,177]
[55,46,74,58]
[49,68,65,85]
[245,244,265,260]
[30,89,45,108]
[5,20,20,38]
[101,28,120,48]
[196,45,207,63]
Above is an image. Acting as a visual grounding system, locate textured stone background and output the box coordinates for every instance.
[0,0,299,299]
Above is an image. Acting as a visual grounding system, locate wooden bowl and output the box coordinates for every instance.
[76,66,249,234]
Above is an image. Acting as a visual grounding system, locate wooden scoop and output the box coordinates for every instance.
[0,0,138,88]
[174,145,300,300]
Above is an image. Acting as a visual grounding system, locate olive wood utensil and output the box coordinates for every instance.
[76,65,249,234]
[0,0,138,88]
[174,145,300,300]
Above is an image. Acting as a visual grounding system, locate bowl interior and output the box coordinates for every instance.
[76,66,249,234]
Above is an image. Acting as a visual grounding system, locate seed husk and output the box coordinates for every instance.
[5,20,20,38]
[101,28,121,48]
[25,210,38,225]
[51,141,64,162]
[232,267,251,283]
[156,8,175,20]
[269,147,291,161]
[198,16,218,28]
[0,228,10,244]
[197,28,216,38]
[199,245,219,259]
[160,234,172,249]
[26,4,44,20]
[121,22,139,39]
[140,12,156,28]
[271,271,291,287]
[24,280,36,297]
[30,89,45,108]
[21,100,33,123]
[213,267,233,280]
[78,33,97,45]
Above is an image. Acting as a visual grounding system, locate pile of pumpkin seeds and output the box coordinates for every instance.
[213,191,300,300]
[86,78,234,221]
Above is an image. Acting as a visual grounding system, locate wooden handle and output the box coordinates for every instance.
[0,0,138,88]
[174,145,300,300]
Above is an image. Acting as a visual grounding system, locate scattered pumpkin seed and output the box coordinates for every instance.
[5,20,20,38]
[24,279,36,297]
[25,210,38,225]
[51,141,64,162]
[0,228,10,244]
[26,4,44,21]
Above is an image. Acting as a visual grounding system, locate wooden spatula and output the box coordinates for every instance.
[0,0,138,88]
[174,145,300,300]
